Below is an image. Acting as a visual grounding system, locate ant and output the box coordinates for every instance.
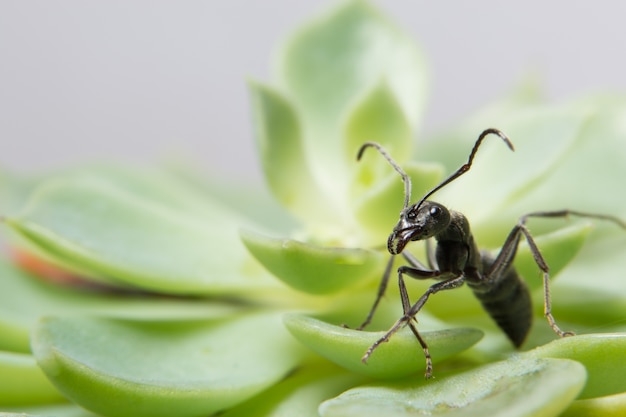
[356,128,626,379]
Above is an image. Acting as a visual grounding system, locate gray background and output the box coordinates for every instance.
[1,1,625,183]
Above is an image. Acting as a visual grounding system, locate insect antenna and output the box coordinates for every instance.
[357,142,412,210]
[415,128,515,209]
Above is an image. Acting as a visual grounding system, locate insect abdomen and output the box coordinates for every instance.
[467,252,532,347]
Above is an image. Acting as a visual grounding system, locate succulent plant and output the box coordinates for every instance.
[2,2,626,416]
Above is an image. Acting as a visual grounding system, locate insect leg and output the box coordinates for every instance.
[516,209,626,337]
[398,268,436,378]
[362,268,464,378]
[407,321,433,378]
[356,255,395,330]
[358,250,436,330]
[517,222,574,337]
[415,129,514,208]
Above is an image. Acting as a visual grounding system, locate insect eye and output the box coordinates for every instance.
[430,206,441,217]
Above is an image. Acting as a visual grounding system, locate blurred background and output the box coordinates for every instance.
[1,1,625,183]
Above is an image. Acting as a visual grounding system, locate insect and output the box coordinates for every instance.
[356,128,626,378]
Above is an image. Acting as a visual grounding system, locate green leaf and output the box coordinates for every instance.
[561,391,626,417]
[0,257,242,352]
[548,285,626,326]
[419,75,543,171]
[4,164,231,220]
[501,97,626,219]
[5,177,280,295]
[164,162,299,234]
[240,231,384,295]
[276,0,427,208]
[278,1,427,133]
[319,357,586,417]
[220,362,364,417]
[0,351,64,405]
[554,229,626,295]
[344,82,413,166]
[32,313,305,417]
[283,314,483,379]
[527,333,626,399]
[248,82,333,224]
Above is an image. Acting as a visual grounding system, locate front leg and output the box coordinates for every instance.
[362,265,464,379]
[357,250,439,331]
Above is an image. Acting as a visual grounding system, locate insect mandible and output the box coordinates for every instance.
[356,128,626,378]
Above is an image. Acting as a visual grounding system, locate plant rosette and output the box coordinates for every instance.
[2,2,626,417]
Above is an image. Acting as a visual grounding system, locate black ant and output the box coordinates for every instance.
[356,128,626,378]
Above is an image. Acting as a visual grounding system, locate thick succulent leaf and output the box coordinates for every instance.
[283,314,483,379]
[32,313,305,417]
[3,164,225,219]
[0,257,242,353]
[165,163,299,234]
[500,97,626,219]
[4,176,281,295]
[248,82,333,224]
[352,162,443,244]
[319,357,585,417]
[240,231,384,294]
[562,391,626,417]
[220,362,364,417]
[70,165,228,217]
[344,82,413,166]
[419,75,543,171]
[0,351,64,405]
[278,1,427,133]
[3,162,292,233]
[555,228,626,294]
[276,0,427,206]
[527,333,626,399]
[548,285,626,327]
